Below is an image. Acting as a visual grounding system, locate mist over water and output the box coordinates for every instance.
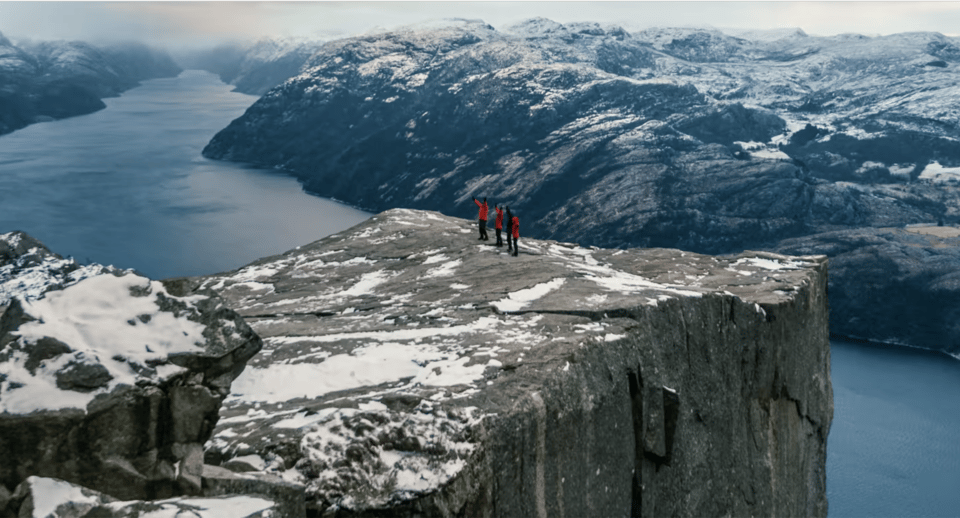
[0,70,370,279]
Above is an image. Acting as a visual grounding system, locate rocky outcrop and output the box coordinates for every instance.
[0,232,262,501]
[180,208,832,516]
[0,32,181,136]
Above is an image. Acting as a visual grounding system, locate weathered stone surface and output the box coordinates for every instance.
[191,208,832,516]
[0,233,262,501]
[2,476,281,517]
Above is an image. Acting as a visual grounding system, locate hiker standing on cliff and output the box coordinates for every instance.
[510,213,520,256]
[473,196,489,241]
[505,207,514,253]
[494,205,504,247]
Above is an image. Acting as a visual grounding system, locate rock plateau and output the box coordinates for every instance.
[173,208,833,517]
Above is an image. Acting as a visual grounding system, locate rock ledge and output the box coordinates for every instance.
[189,208,832,517]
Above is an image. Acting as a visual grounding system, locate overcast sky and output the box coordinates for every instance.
[3,1,960,49]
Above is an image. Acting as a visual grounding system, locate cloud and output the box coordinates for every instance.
[3,1,960,49]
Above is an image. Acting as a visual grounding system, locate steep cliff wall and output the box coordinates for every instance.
[184,208,831,517]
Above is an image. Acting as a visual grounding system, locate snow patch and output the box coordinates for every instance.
[735,141,791,160]
[230,318,503,403]
[342,270,396,297]
[919,161,960,182]
[492,278,566,312]
[732,257,805,271]
[29,476,99,518]
[1,273,208,414]
[423,259,461,278]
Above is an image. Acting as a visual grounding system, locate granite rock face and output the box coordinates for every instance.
[0,232,262,501]
[185,209,832,516]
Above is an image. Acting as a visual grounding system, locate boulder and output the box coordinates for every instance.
[0,232,262,501]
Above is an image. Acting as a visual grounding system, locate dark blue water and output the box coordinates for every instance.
[1,69,958,518]
[828,340,960,517]
[0,70,370,279]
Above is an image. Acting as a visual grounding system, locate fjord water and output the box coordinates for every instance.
[827,340,960,517]
[1,69,959,517]
[0,70,370,279]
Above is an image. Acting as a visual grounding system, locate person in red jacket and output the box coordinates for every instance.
[473,196,489,241]
[510,213,519,256]
[494,205,504,247]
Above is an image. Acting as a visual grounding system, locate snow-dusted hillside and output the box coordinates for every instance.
[0,32,181,135]
[203,19,960,250]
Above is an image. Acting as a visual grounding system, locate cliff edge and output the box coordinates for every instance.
[183,208,832,517]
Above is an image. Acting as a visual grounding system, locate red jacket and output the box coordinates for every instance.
[494,207,504,229]
[474,199,488,220]
[511,217,519,238]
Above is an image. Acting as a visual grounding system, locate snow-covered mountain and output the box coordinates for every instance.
[203,20,960,252]
[0,33,181,135]
[199,19,960,351]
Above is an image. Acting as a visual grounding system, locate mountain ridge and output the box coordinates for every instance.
[0,32,181,135]
[200,19,960,353]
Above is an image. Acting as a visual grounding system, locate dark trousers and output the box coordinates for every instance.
[478,219,488,240]
[495,228,503,246]
[511,236,518,256]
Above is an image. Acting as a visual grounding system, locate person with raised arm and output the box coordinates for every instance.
[473,196,489,241]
